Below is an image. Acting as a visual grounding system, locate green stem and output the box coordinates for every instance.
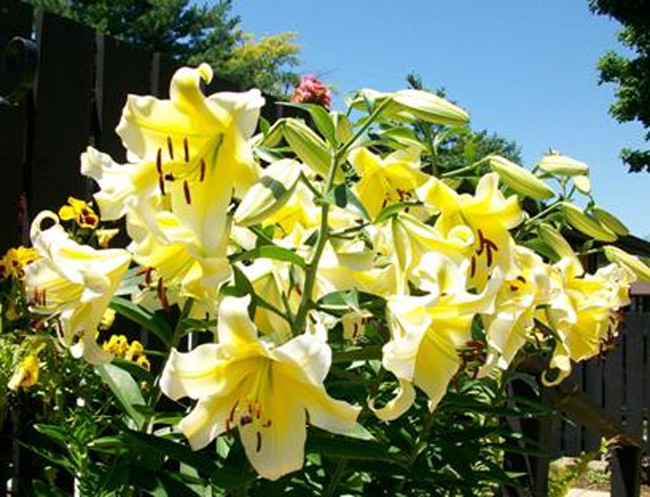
[441,156,490,178]
[292,99,392,334]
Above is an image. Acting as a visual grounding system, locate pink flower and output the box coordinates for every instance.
[291,75,331,108]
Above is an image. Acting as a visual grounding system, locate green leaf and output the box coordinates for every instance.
[279,101,337,145]
[95,363,146,429]
[231,244,306,268]
[330,184,371,220]
[110,297,173,347]
[374,200,421,224]
[307,429,405,465]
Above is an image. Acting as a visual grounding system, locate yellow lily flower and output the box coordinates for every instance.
[418,173,524,290]
[25,212,131,364]
[84,64,264,311]
[160,295,360,481]
[58,197,99,229]
[8,355,40,391]
[479,246,551,376]
[374,260,499,420]
[543,258,634,384]
[350,147,427,221]
[390,212,474,294]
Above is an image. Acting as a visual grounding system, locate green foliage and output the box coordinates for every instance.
[208,32,301,96]
[25,0,302,95]
[548,443,605,497]
[589,0,650,172]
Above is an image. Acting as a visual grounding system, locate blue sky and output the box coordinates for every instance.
[229,1,649,237]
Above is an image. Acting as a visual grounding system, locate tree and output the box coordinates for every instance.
[589,0,650,172]
[26,0,301,96]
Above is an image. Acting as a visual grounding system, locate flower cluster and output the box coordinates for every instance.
[291,75,332,108]
[12,63,650,482]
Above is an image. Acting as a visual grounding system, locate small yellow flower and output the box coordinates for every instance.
[136,355,151,371]
[95,228,120,248]
[8,355,40,391]
[58,197,99,229]
[125,340,144,361]
[0,247,39,280]
[102,334,129,357]
[99,308,116,331]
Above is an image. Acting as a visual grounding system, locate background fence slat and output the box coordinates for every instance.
[563,362,583,456]
[95,35,151,161]
[624,313,644,438]
[28,9,95,217]
[605,334,625,424]
[584,358,604,451]
[0,0,33,251]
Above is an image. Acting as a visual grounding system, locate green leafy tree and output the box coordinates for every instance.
[589,0,650,172]
[26,0,302,95]
[214,32,301,96]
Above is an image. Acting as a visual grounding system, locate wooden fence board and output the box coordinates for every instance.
[584,358,604,451]
[625,314,644,438]
[28,10,94,216]
[563,362,583,455]
[95,35,151,161]
[605,335,625,424]
[0,0,33,251]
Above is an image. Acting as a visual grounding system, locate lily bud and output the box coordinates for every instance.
[537,153,589,176]
[592,206,629,236]
[284,118,344,181]
[538,223,575,260]
[489,155,554,200]
[573,175,591,194]
[352,88,469,126]
[603,245,650,283]
[234,159,303,227]
[560,202,617,242]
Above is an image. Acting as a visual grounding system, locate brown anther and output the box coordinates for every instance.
[156,148,163,175]
[256,432,262,452]
[167,136,174,160]
[200,158,206,182]
[183,137,189,163]
[476,230,486,255]
[164,173,175,181]
[382,198,388,208]
[263,420,272,428]
[486,245,494,267]
[157,278,169,309]
[516,275,526,284]
[240,413,253,426]
[158,176,166,196]
[229,401,239,422]
[470,256,477,278]
[509,284,519,292]
[295,285,302,296]
[183,180,191,205]
[352,322,359,339]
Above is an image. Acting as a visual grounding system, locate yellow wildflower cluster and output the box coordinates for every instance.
[0,247,39,281]
[102,334,150,370]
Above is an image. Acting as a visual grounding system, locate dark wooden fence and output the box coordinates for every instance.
[1,1,649,495]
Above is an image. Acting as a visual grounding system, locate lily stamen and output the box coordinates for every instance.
[183,137,190,163]
[167,136,174,160]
